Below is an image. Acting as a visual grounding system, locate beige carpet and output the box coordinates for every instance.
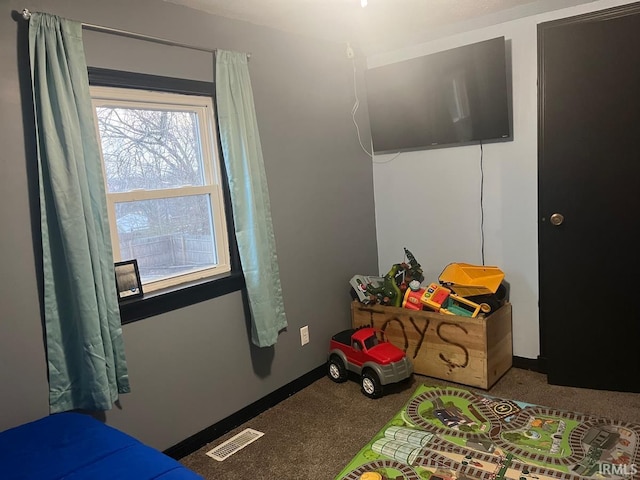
[180,368,640,479]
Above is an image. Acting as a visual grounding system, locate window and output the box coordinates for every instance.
[91,86,231,293]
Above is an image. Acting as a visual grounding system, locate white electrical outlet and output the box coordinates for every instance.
[300,326,310,346]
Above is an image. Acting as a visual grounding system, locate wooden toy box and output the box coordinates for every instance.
[350,300,512,389]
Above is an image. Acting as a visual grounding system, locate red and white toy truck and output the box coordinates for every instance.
[327,327,413,398]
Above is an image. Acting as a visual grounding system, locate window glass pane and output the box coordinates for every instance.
[96,106,205,192]
[115,195,218,283]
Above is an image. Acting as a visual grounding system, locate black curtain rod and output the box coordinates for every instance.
[20,8,251,59]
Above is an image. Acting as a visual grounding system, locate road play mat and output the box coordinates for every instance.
[335,385,639,480]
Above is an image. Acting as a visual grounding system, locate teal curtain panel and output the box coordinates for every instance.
[28,12,130,412]
[215,50,288,347]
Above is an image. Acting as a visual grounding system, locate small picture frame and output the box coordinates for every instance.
[114,259,143,301]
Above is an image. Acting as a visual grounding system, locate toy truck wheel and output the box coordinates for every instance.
[327,356,348,383]
[361,370,383,399]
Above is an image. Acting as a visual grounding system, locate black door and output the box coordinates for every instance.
[538,3,640,392]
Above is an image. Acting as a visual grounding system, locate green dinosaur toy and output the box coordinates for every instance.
[403,247,424,284]
[366,263,403,307]
[363,248,425,307]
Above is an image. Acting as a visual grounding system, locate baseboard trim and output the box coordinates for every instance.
[166,357,547,459]
[164,364,326,460]
[512,355,547,374]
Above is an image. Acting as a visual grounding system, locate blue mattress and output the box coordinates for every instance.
[0,412,202,479]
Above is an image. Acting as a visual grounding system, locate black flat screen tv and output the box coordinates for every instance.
[365,37,511,153]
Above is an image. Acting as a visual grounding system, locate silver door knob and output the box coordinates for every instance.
[550,213,564,226]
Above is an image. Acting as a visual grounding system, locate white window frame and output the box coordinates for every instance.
[90,86,230,293]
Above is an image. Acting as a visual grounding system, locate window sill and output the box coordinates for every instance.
[118,271,245,325]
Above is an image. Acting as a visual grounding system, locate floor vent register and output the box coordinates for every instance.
[205,428,264,461]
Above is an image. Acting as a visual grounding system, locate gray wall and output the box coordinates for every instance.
[0,0,378,450]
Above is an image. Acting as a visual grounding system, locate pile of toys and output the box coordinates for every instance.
[350,248,508,318]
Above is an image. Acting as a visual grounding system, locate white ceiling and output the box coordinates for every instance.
[162,0,599,54]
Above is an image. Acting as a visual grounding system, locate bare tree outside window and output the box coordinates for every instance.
[92,88,230,292]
